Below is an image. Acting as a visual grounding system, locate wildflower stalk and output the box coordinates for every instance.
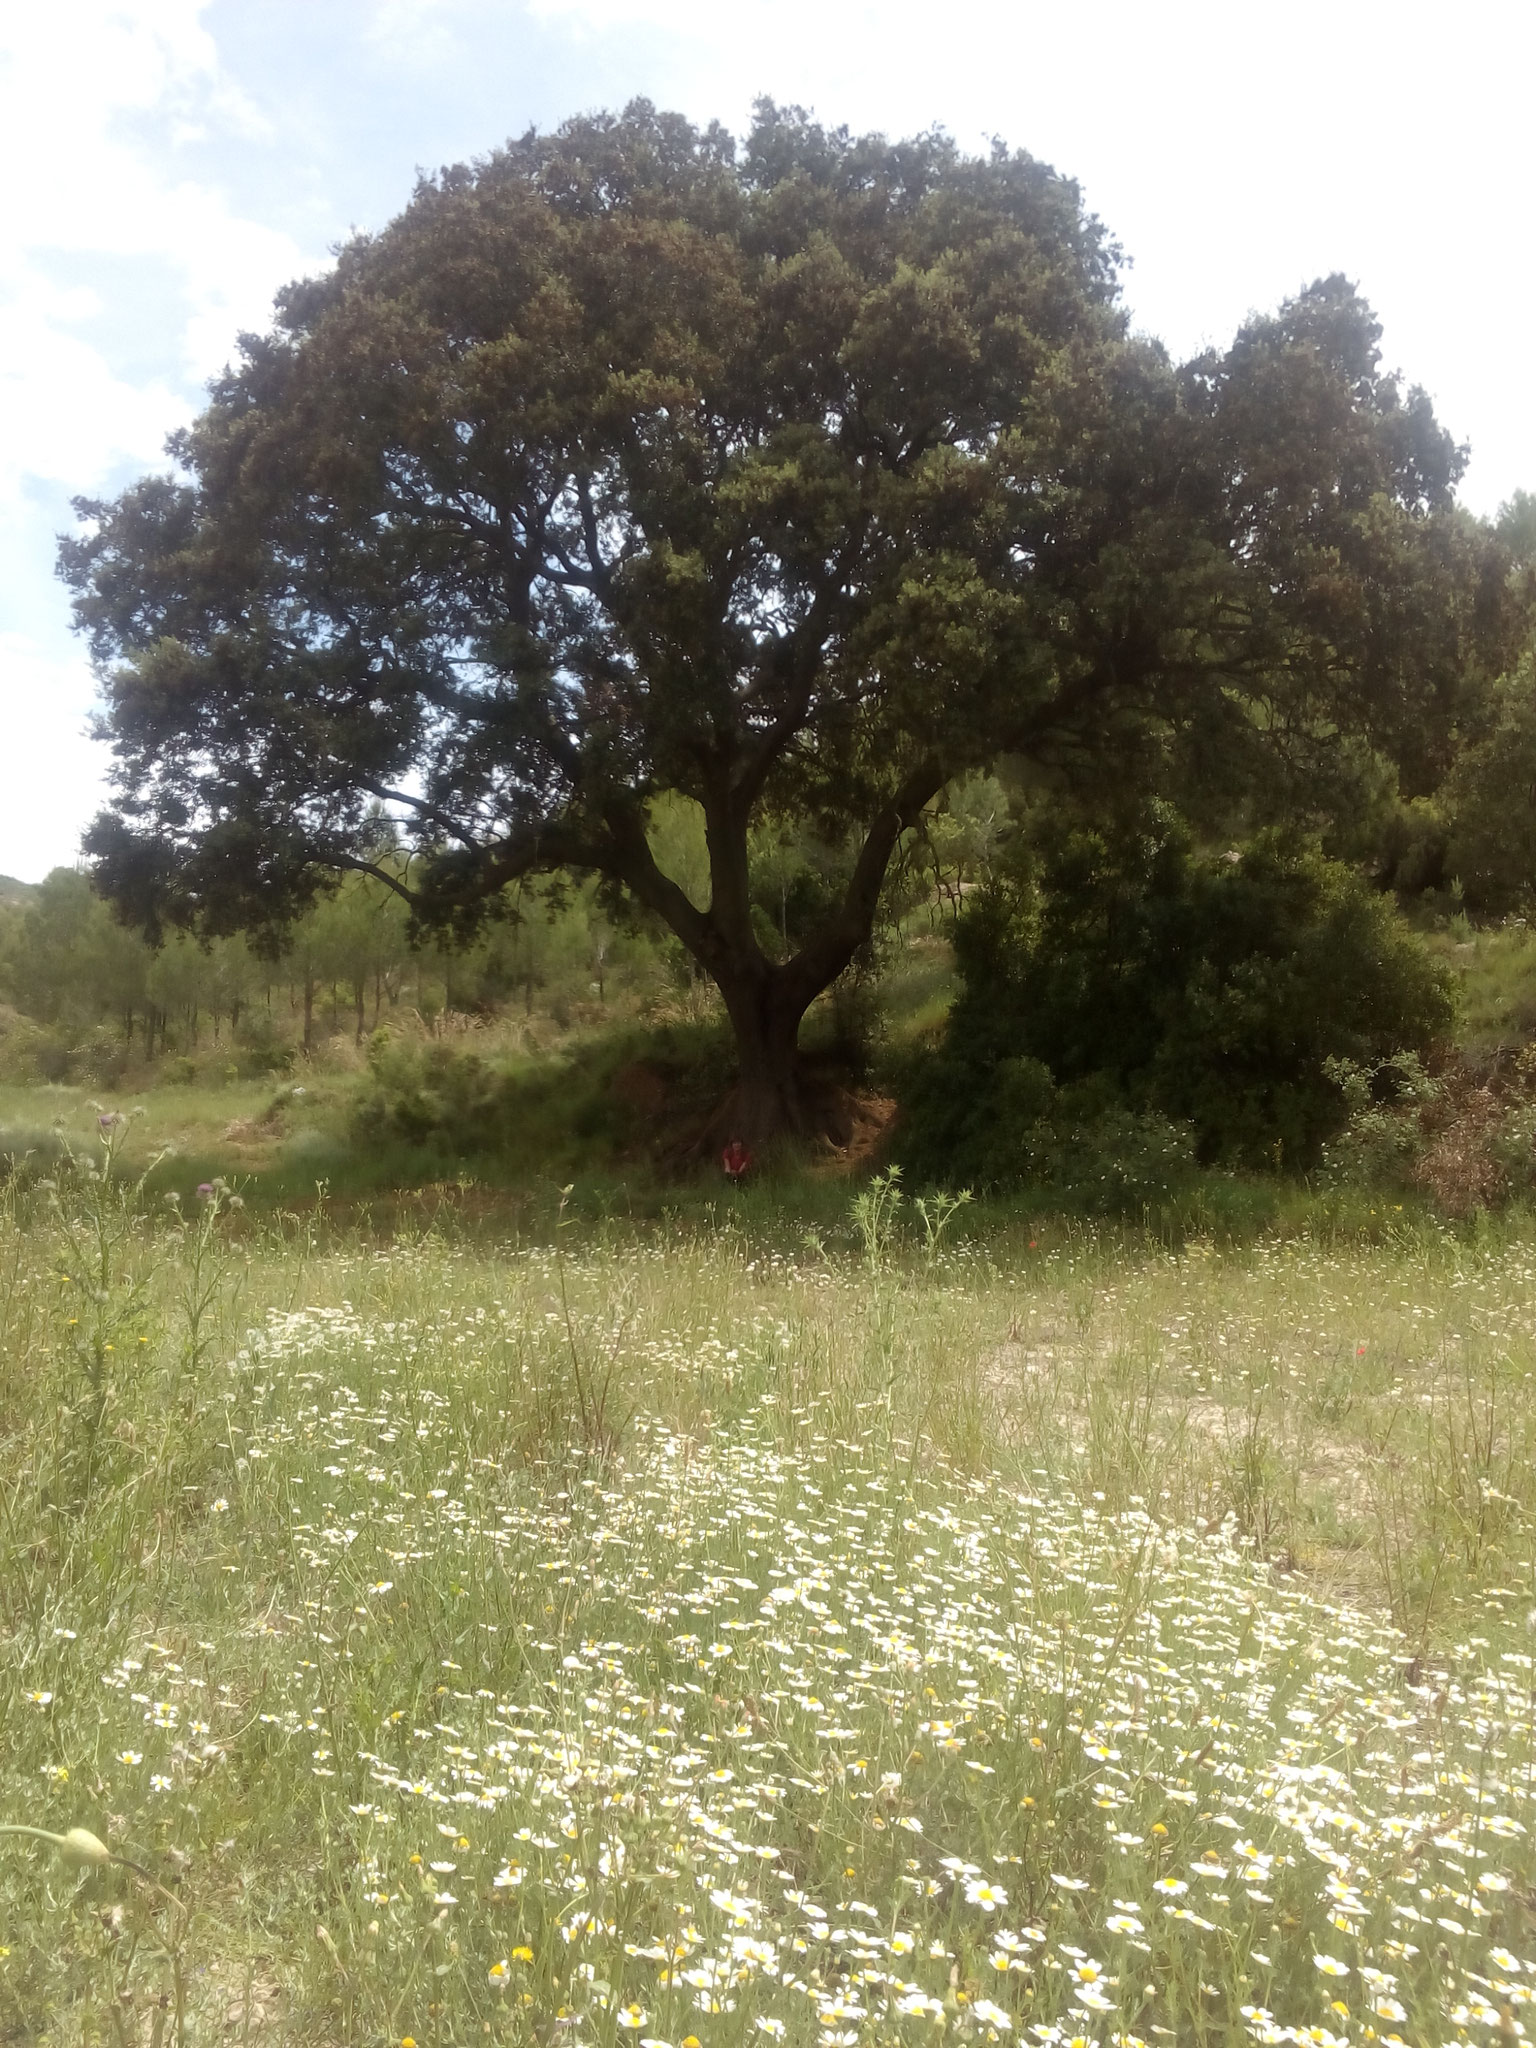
[44,1107,168,1501]
[851,1169,905,1453]
[551,1185,628,1455]
[164,1175,244,1401]
[0,1823,184,1916]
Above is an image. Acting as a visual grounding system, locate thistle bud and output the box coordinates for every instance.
[0,1821,112,1866]
[59,1828,111,1868]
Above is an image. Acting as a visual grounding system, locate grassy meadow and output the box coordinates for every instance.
[3,1108,1536,2045]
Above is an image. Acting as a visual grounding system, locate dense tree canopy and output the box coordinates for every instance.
[63,100,1518,1137]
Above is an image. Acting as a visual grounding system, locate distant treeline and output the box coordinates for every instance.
[0,784,1015,1082]
[0,864,633,1075]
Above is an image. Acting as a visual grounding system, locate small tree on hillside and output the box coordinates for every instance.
[63,103,1514,1139]
[7,870,149,1046]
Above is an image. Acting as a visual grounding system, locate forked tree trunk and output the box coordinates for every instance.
[604,754,944,1152]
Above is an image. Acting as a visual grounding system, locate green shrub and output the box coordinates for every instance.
[1318,1054,1439,1188]
[899,817,1455,1182]
[897,1048,1198,1210]
[230,1019,295,1078]
[0,1017,75,1084]
[0,1016,130,1087]
[1444,653,1536,914]
[1323,1051,1536,1215]
[350,1023,734,1167]
[68,1024,130,1086]
[0,1124,68,1176]
[353,1035,515,1154]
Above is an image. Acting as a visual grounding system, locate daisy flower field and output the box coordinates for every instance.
[3,1134,1536,2045]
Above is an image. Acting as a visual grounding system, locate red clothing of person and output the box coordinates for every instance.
[722,1139,752,1181]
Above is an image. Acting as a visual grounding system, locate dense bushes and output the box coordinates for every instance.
[352,1035,517,1154]
[898,1051,1200,1212]
[1324,1050,1536,1215]
[0,1011,132,1087]
[350,1023,739,1165]
[898,820,1455,1194]
[1443,655,1536,915]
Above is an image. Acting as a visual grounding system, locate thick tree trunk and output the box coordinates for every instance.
[716,968,816,1146]
[595,755,944,1151]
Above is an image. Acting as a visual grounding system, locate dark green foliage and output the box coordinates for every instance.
[229,1019,295,1079]
[1443,654,1536,915]
[897,1045,1198,1213]
[1372,798,1450,898]
[1146,845,1453,1163]
[899,821,1455,1184]
[1498,491,1536,568]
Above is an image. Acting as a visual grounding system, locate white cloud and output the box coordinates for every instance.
[0,2,326,875]
[366,0,463,63]
[0,282,184,511]
[0,3,313,507]
[0,635,107,880]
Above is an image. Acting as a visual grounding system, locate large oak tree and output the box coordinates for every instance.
[63,101,1514,1138]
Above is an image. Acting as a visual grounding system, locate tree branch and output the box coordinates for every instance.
[574,473,614,599]
[593,801,718,965]
[782,756,947,1006]
[329,856,420,906]
[358,782,485,850]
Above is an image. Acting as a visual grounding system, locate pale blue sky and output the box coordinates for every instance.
[2,0,1532,879]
